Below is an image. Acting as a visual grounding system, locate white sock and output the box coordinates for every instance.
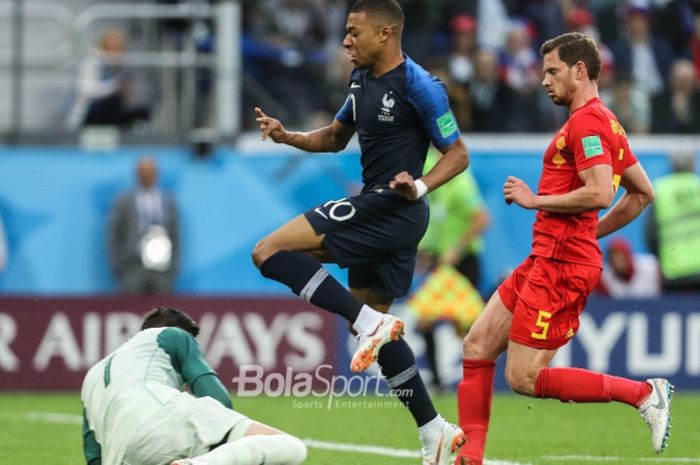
[352,304,384,336]
[418,414,445,444]
[190,434,307,465]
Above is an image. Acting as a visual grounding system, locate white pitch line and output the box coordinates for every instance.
[20,411,82,425]
[302,438,531,465]
[19,412,699,465]
[13,411,528,464]
[5,411,83,425]
[301,438,420,459]
[543,455,700,463]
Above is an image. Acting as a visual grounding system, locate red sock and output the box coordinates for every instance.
[457,359,496,465]
[535,367,652,407]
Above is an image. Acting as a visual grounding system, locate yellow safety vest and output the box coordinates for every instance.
[654,172,700,280]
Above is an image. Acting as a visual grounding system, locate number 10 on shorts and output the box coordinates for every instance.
[531,310,552,340]
[315,198,356,222]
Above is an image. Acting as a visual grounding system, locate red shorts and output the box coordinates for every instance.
[498,255,601,350]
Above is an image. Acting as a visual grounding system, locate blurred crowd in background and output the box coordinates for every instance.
[11,0,700,136]
[240,0,700,133]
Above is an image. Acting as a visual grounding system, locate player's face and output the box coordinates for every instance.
[541,50,576,107]
[343,12,383,69]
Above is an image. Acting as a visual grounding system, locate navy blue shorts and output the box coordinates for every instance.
[304,187,429,298]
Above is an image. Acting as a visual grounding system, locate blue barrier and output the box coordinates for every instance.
[0,146,678,294]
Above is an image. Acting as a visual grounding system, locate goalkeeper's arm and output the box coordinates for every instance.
[82,408,102,465]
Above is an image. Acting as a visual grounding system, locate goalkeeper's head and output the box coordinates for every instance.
[141,306,200,337]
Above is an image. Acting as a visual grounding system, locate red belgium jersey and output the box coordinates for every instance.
[531,98,638,268]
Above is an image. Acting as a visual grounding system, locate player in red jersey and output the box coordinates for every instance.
[455,32,673,465]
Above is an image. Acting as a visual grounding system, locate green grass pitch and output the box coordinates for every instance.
[1,392,698,465]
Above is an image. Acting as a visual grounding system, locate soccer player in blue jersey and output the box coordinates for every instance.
[252,1,469,463]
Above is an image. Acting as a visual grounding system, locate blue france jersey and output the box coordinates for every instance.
[335,56,460,191]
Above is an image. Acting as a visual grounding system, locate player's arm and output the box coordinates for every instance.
[596,162,655,238]
[505,164,614,213]
[255,107,355,153]
[82,408,102,465]
[392,73,468,199]
[441,207,489,265]
[390,137,469,200]
[422,138,470,192]
[458,207,490,246]
[158,327,233,409]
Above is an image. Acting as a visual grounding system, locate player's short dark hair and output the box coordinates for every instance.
[141,306,200,337]
[350,0,404,30]
[540,32,601,81]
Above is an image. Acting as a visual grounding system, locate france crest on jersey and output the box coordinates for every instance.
[335,55,460,190]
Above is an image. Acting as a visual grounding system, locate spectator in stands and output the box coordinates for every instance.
[652,59,700,133]
[468,49,515,132]
[413,149,490,392]
[318,0,351,52]
[437,14,478,129]
[646,150,700,292]
[401,0,444,64]
[597,237,661,299]
[609,71,652,134]
[689,13,700,79]
[566,7,615,83]
[654,0,696,58]
[500,20,541,92]
[259,0,327,50]
[67,30,150,129]
[109,156,180,295]
[612,6,675,115]
[439,0,478,28]
[499,19,542,131]
[447,15,477,86]
[590,0,624,48]
[515,0,568,48]
[244,0,329,128]
[476,0,510,52]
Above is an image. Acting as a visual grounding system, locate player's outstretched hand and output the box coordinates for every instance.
[255,107,288,143]
[504,175,537,209]
[389,171,420,200]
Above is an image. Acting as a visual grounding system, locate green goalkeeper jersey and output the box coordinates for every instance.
[81,327,231,465]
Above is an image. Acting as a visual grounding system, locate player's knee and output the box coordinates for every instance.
[505,366,536,396]
[251,239,276,269]
[462,329,489,360]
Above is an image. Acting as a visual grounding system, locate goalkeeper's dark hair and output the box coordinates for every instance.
[540,32,601,81]
[350,0,404,31]
[141,306,200,337]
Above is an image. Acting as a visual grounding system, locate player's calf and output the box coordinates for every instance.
[258,250,363,323]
